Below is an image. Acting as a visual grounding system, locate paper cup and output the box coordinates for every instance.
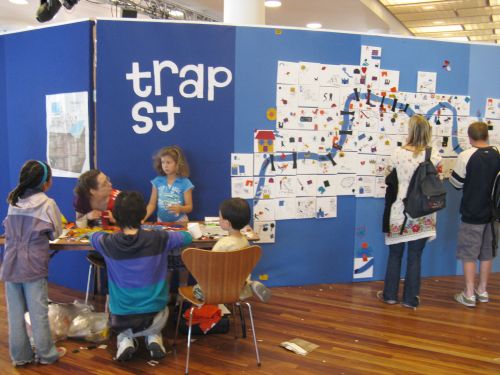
[187,222,203,239]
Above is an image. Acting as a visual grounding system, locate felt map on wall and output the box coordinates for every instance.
[230,45,500,277]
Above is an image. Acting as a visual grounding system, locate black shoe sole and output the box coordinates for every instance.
[117,346,135,362]
[148,342,166,360]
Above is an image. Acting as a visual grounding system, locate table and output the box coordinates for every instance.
[0,222,259,251]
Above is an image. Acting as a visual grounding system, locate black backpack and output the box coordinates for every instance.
[491,171,500,222]
[400,147,446,234]
[491,171,500,256]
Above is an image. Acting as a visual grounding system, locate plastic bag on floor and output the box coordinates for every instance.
[68,311,109,343]
[25,300,91,342]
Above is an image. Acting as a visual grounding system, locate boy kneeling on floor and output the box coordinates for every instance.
[90,191,192,361]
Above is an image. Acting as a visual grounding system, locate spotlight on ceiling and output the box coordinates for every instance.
[36,0,79,23]
[36,0,62,22]
[63,0,78,10]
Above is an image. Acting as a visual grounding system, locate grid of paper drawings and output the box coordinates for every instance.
[231,45,500,244]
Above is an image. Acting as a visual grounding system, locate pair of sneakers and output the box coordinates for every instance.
[454,289,489,307]
[116,335,166,362]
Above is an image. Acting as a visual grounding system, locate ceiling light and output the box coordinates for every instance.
[306,23,322,29]
[169,9,184,18]
[9,0,29,4]
[412,25,463,33]
[265,0,282,7]
[433,20,445,25]
[438,36,469,42]
[422,5,435,10]
[382,0,436,4]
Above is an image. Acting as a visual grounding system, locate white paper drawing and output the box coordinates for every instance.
[297,197,316,219]
[253,221,276,243]
[231,177,254,199]
[46,91,90,177]
[253,199,276,221]
[277,61,299,84]
[417,71,437,93]
[316,196,337,218]
[231,153,253,176]
[275,198,297,220]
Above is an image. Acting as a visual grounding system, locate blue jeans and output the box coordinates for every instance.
[5,278,59,365]
[383,238,428,307]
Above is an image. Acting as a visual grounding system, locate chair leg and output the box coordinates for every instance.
[236,302,247,338]
[173,299,184,347]
[243,302,261,366]
[231,304,238,339]
[185,306,194,375]
[85,264,93,305]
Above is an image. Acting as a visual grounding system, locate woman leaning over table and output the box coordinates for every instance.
[73,169,120,228]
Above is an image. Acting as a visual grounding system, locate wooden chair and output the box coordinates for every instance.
[173,245,262,375]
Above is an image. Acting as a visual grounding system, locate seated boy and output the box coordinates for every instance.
[90,191,192,361]
[193,198,271,303]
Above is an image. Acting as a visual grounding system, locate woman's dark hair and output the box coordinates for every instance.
[8,160,52,206]
[220,198,251,230]
[112,191,147,229]
[74,169,101,197]
[73,169,101,213]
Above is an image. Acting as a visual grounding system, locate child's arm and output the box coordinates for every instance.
[168,188,193,216]
[166,230,193,251]
[47,200,63,239]
[144,186,158,222]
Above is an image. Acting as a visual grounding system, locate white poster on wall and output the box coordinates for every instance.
[46,91,90,178]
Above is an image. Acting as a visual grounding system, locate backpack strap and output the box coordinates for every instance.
[425,146,432,162]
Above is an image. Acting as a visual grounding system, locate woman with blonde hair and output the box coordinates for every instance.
[377,115,441,309]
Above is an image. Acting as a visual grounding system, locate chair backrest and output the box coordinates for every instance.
[182,245,262,305]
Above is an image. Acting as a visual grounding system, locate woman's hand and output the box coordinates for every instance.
[86,209,102,221]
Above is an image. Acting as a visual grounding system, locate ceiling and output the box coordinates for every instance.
[0,0,499,45]
[380,0,500,43]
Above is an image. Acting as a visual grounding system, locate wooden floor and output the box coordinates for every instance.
[1,274,500,374]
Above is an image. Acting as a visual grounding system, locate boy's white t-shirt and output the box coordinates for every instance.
[212,235,249,252]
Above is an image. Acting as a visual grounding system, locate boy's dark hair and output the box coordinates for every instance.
[468,121,489,141]
[220,198,250,230]
[8,160,52,206]
[112,191,147,229]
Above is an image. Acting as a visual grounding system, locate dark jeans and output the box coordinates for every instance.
[383,237,428,307]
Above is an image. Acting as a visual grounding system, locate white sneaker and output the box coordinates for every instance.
[116,337,137,361]
[146,334,166,360]
[250,281,272,303]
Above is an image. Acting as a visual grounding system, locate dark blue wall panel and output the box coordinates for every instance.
[3,22,93,290]
[95,21,236,219]
[0,36,8,222]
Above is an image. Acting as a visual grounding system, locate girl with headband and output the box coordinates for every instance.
[0,160,66,366]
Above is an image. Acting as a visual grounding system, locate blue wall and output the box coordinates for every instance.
[1,22,94,290]
[95,21,236,219]
[0,36,8,221]
[1,21,500,291]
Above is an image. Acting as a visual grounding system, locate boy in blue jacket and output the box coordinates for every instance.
[90,191,192,361]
